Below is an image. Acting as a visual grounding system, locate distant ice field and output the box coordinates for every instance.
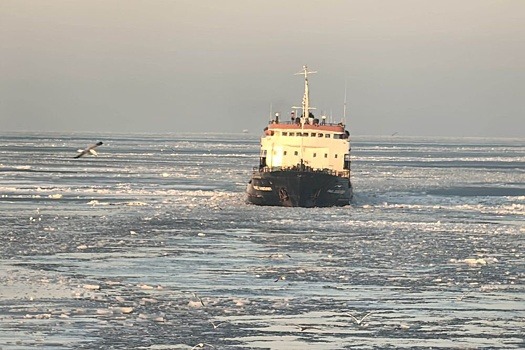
[0,132,523,349]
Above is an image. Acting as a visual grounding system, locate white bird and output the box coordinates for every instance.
[74,141,103,158]
[190,292,205,307]
[296,325,321,332]
[344,312,372,326]
[191,343,215,349]
[210,321,227,329]
[274,275,286,282]
[265,253,292,259]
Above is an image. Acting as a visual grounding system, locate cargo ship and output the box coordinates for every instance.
[246,65,353,207]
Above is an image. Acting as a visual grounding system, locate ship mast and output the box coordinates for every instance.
[293,65,316,125]
[292,65,317,169]
[343,79,347,125]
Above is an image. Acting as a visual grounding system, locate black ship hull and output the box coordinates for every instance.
[246,170,352,207]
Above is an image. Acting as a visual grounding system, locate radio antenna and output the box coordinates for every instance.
[343,79,347,125]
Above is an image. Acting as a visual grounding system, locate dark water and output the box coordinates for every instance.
[0,132,524,349]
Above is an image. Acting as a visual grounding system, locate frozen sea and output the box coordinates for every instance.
[0,132,524,350]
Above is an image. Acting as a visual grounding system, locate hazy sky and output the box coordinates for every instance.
[1,0,524,137]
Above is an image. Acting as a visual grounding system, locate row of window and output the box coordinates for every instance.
[279,131,347,139]
[263,149,342,159]
[281,150,337,158]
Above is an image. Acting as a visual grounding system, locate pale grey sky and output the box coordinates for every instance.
[1,0,524,137]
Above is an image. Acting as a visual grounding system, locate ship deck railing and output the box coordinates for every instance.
[265,120,346,132]
[270,120,344,126]
[254,166,350,178]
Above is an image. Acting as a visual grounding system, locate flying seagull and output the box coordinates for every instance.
[274,275,286,282]
[191,343,215,349]
[74,142,103,158]
[344,312,372,326]
[296,325,322,332]
[192,292,205,307]
[210,321,227,329]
